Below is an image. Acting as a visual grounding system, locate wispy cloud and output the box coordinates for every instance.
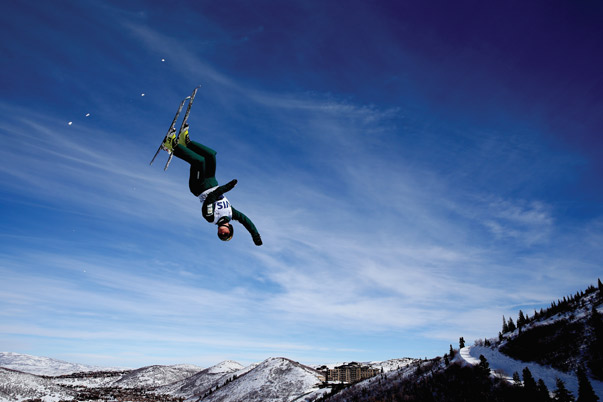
[3,78,599,366]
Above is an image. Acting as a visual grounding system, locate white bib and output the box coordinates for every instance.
[212,195,232,224]
[199,187,233,224]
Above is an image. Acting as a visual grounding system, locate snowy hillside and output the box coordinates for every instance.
[498,287,603,378]
[0,352,119,376]
[202,357,324,402]
[370,358,416,373]
[455,284,603,400]
[114,364,202,388]
[156,360,246,400]
[460,345,603,400]
[0,367,73,402]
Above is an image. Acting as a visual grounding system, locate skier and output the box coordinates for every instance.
[161,124,262,246]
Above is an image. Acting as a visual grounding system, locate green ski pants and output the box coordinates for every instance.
[173,141,219,196]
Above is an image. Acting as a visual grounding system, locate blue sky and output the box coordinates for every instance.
[1,0,602,368]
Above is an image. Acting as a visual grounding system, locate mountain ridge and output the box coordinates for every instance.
[0,352,124,377]
[2,280,601,401]
[0,353,410,402]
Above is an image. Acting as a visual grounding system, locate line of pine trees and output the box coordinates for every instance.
[500,278,602,339]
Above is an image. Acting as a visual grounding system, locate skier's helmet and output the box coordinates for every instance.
[217,223,234,241]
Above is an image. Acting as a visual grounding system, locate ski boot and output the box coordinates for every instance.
[178,124,191,147]
[161,130,177,152]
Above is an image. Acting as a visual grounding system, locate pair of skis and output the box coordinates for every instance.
[150,85,201,170]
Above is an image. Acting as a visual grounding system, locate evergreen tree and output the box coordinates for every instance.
[518,310,527,327]
[589,305,603,379]
[503,315,509,333]
[508,317,517,332]
[449,344,455,358]
[554,378,575,402]
[537,379,552,402]
[598,278,602,293]
[513,371,522,386]
[459,337,465,349]
[523,367,538,394]
[478,355,491,376]
[577,366,599,402]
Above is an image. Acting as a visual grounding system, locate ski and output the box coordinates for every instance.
[149,95,190,166]
[164,85,201,171]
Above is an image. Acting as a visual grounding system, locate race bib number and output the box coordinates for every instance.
[213,196,232,223]
[215,199,230,210]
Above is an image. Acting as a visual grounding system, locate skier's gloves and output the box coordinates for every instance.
[253,234,263,246]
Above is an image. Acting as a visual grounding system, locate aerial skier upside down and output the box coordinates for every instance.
[160,124,262,246]
[151,87,261,245]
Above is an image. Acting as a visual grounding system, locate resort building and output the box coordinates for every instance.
[326,362,380,383]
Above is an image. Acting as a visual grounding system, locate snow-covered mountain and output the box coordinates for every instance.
[156,360,247,400]
[202,357,324,402]
[114,364,203,388]
[0,356,349,401]
[0,352,120,376]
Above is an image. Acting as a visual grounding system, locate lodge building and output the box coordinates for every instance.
[325,362,380,383]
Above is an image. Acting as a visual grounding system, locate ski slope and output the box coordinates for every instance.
[460,346,603,400]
